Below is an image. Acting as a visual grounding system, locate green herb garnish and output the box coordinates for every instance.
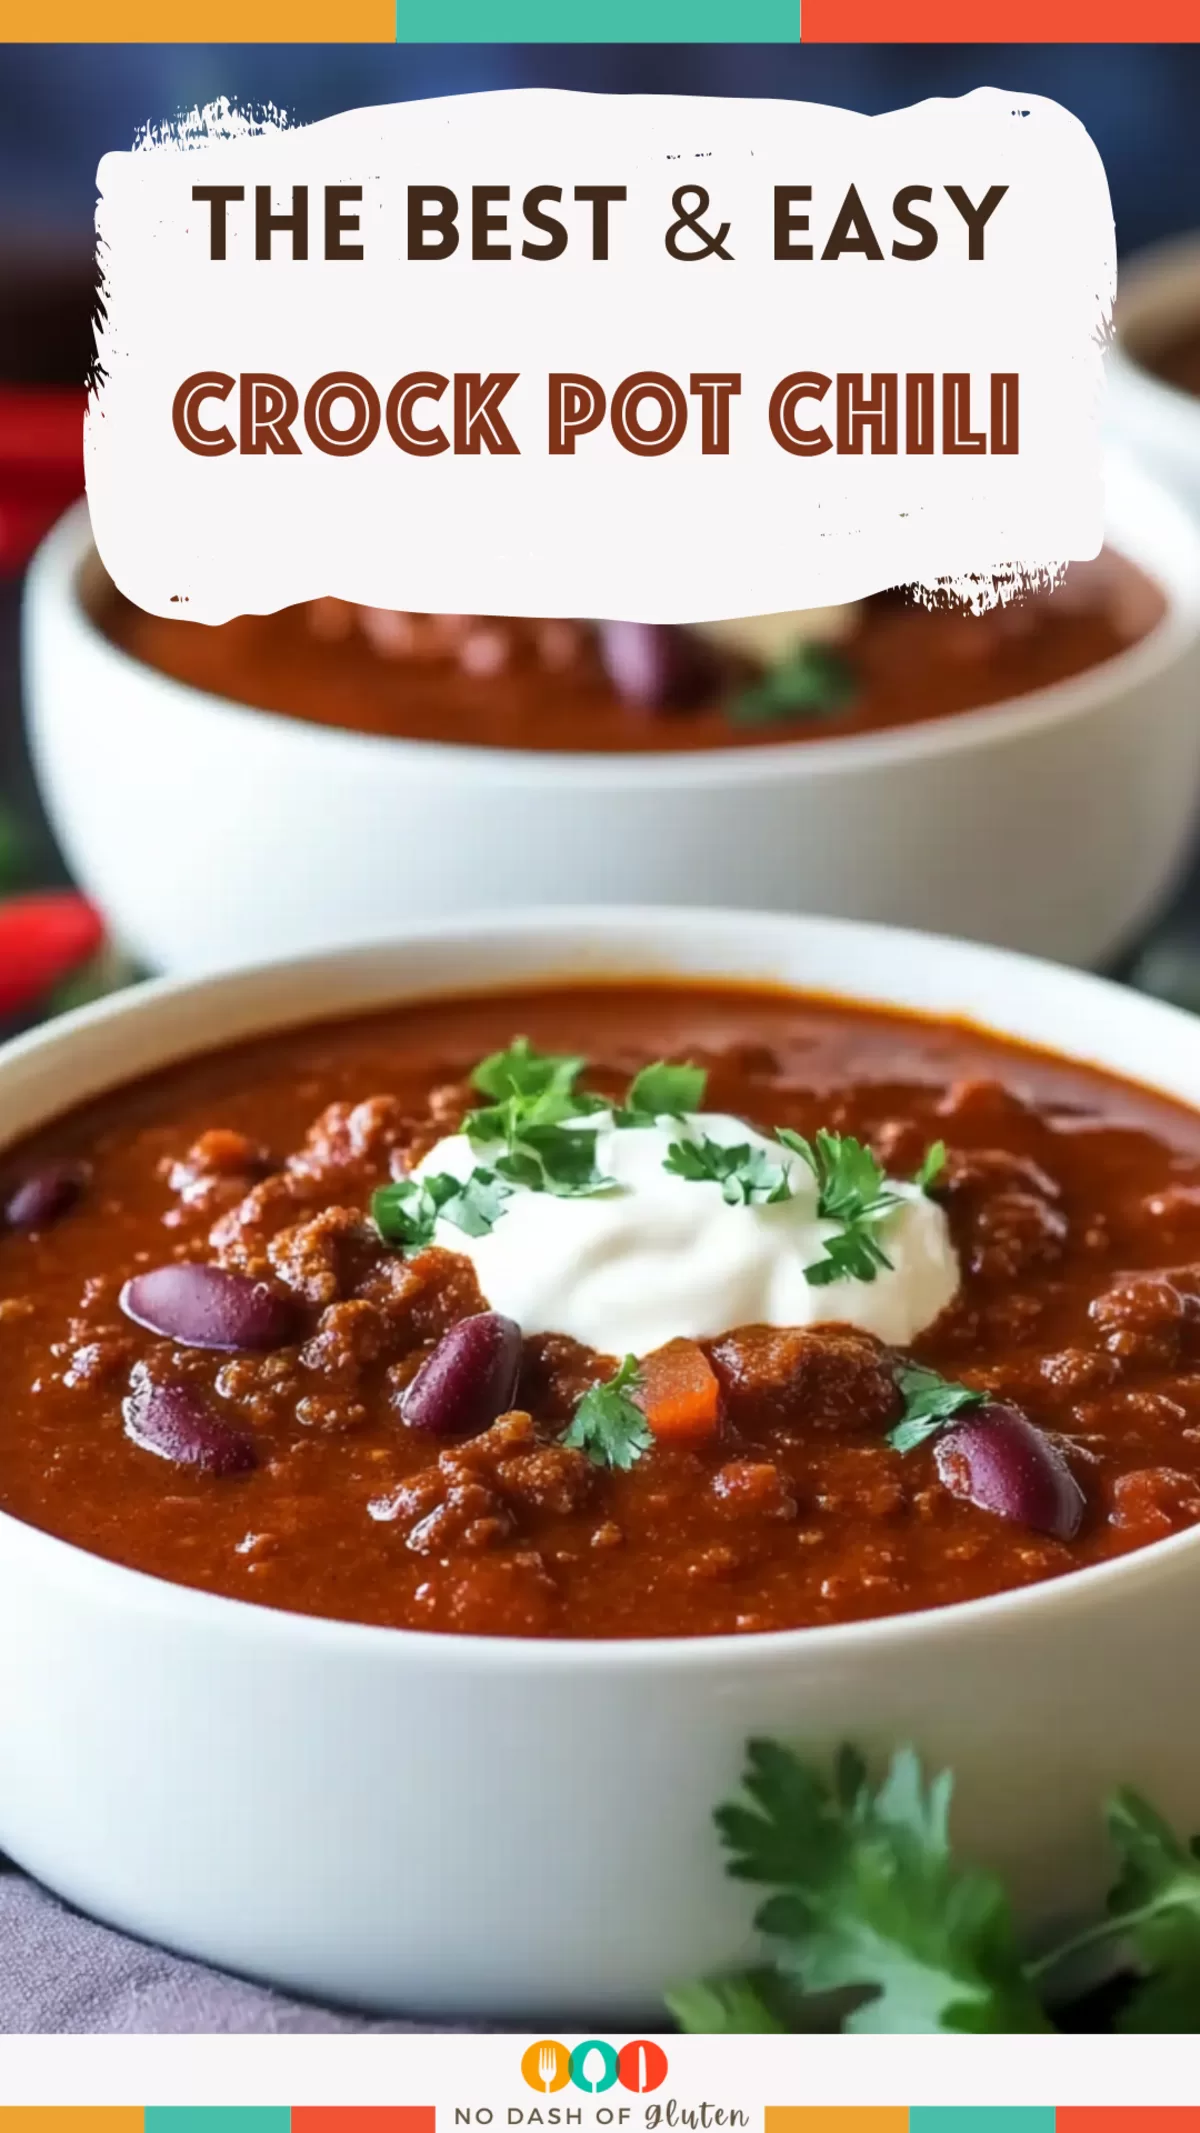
[730,644,858,729]
[914,1139,947,1193]
[371,1167,510,1253]
[669,1740,1200,2034]
[560,1354,654,1471]
[777,1127,901,1287]
[616,1060,708,1128]
[464,1037,612,1200]
[887,1361,985,1453]
[664,1134,792,1206]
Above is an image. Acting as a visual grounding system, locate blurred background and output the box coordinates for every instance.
[1,44,1199,1024]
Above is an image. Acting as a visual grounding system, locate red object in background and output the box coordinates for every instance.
[0,890,104,1016]
[0,386,86,577]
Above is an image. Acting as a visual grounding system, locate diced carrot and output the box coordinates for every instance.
[638,1337,720,1442]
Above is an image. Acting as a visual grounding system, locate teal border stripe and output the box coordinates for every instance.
[910,2116,1058,2133]
[396,0,799,38]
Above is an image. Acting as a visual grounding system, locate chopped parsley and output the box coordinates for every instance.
[669,1740,1200,2033]
[371,1167,511,1253]
[560,1354,654,1471]
[664,1134,792,1206]
[777,1127,902,1287]
[464,1037,612,1200]
[729,644,858,729]
[616,1060,708,1127]
[887,1361,984,1453]
[914,1139,948,1193]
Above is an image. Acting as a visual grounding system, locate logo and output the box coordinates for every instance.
[521,2042,669,2096]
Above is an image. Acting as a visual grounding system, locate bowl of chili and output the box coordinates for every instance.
[4,906,1200,2015]
[21,453,1200,978]
[1110,233,1200,524]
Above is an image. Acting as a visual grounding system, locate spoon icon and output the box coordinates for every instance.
[576,2047,607,2093]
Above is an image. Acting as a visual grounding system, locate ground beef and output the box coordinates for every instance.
[708,1325,901,1436]
[267,1207,379,1306]
[292,1095,415,1181]
[710,1459,798,1522]
[517,1332,613,1420]
[300,1298,391,1382]
[1088,1272,1200,1369]
[362,1246,486,1345]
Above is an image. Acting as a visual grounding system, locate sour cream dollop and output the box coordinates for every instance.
[415,1111,959,1356]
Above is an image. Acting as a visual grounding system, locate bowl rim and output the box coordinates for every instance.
[28,463,1200,792]
[1111,232,1200,413]
[7,899,1200,1676]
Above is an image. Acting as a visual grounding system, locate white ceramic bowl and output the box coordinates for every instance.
[1110,235,1200,522]
[6,905,1200,2020]
[22,462,1200,979]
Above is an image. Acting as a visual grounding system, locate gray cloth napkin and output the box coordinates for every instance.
[0,1860,478,2033]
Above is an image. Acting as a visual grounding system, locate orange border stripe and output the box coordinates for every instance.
[766,2116,909,2133]
[0,0,390,34]
[0,2119,143,2133]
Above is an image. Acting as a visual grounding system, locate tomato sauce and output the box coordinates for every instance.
[96,553,1162,756]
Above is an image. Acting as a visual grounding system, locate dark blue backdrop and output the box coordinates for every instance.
[1,45,1199,256]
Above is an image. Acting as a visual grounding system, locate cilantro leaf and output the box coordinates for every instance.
[666,1972,790,2034]
[714,1740,1051,2034]
[493,1121,610,1198]
[1106,1791,1200,2031]
[435,1167,512,1239]
[617,1059,708,1127]
[730,645,858,728]
[803,1226,895,1287]
[664,1133,792,1206]
[471,1035,600,1113]
[778,1128,902,1288]
[779,1127,894,1225]
[560,1354,654,1470]
[887,1361,985,1454]
[371,1173,455,1252]
[914,1140,947,1193]
[465,1037,613,1199]
[371,1167,510,1252]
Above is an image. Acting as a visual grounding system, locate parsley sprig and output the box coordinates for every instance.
[664,1135,792,1206]
[371,1168,511,1253]
[731,644,858,729]
[560,1354,653,1470]
[464,1038,612,1200]
[778,1128,903,1288]
[658,1122,944,1288]
[887,1360,985,1453]
[616,1060,708,1128]
[669,1740,1200,2034]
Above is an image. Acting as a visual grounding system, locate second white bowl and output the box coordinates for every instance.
[23,458,1200,976]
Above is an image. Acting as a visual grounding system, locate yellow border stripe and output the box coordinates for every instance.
[0,0,390,35]
[0,2119,144,2133]
[766,2116,910,2133]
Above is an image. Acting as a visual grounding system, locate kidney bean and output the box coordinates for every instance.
[399,1312,523,1438]
[597,622,721,712]
[935,1402,1085,1540]
[120,1262,303,1351]
[123,1367,257,1475]
[4,1159,88,1231]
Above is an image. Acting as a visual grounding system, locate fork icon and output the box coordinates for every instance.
[537,2045,560,2093]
